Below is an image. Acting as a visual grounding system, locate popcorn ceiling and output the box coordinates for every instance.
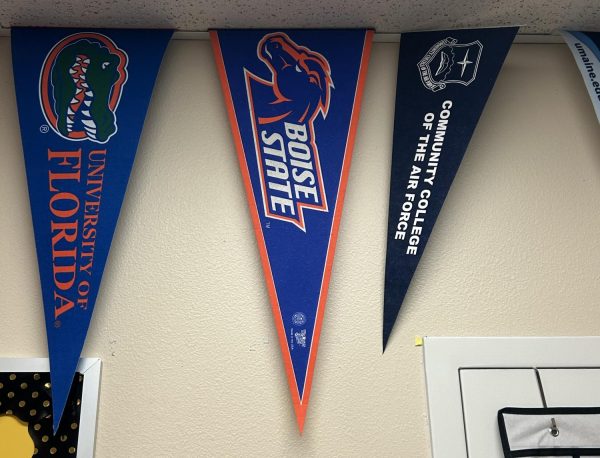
[1,0,599,34]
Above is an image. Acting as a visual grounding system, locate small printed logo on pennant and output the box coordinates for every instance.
[418,37,483,92]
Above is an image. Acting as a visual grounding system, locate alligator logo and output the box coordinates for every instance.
[245,33,333,230]
[40,32,128,143]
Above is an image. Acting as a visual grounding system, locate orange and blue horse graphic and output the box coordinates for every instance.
[245,33,334,230]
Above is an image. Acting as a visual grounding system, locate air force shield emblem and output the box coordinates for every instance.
[418,37,483,91]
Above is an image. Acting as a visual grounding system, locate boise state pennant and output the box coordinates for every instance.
[562,31,600,123]
[382,27,518,350]
[211,29,372,430]
[11,27,172,431]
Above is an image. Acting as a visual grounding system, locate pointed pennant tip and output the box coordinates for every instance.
[51,386,70,434]
[51,385,68,435]
[293,400,308,434]
[382,320,395,353]
[50,358,80,434]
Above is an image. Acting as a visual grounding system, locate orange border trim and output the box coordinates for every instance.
[210,29,374,433]
[298,29,374,432]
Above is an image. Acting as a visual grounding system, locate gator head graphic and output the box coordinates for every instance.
[255,32,333,124]
[40,33,128,143]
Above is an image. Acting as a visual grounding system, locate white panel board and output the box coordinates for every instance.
[539,369,600,407]
[423,337,600,457]
[460,369,542,457]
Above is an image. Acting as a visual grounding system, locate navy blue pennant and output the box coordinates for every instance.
[383,27,518,350]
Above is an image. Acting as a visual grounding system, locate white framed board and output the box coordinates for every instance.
[423,337,600,457]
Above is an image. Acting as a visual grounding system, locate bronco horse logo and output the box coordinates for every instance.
[245,33,334,230]
[40,32,128,143]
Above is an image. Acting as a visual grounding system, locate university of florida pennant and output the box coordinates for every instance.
[562,31,600,122]
[12,27,172,431]
[211,29,373,430]
[382,27,518,351]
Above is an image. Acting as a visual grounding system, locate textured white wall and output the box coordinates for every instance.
[1,37,599,457]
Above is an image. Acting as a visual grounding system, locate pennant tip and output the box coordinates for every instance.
[293,401,308,434]
[382,323,393,353]
[295,413,306,434]
[48,359,79,436]
[52,411,60,436]
[52,401,65,435]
